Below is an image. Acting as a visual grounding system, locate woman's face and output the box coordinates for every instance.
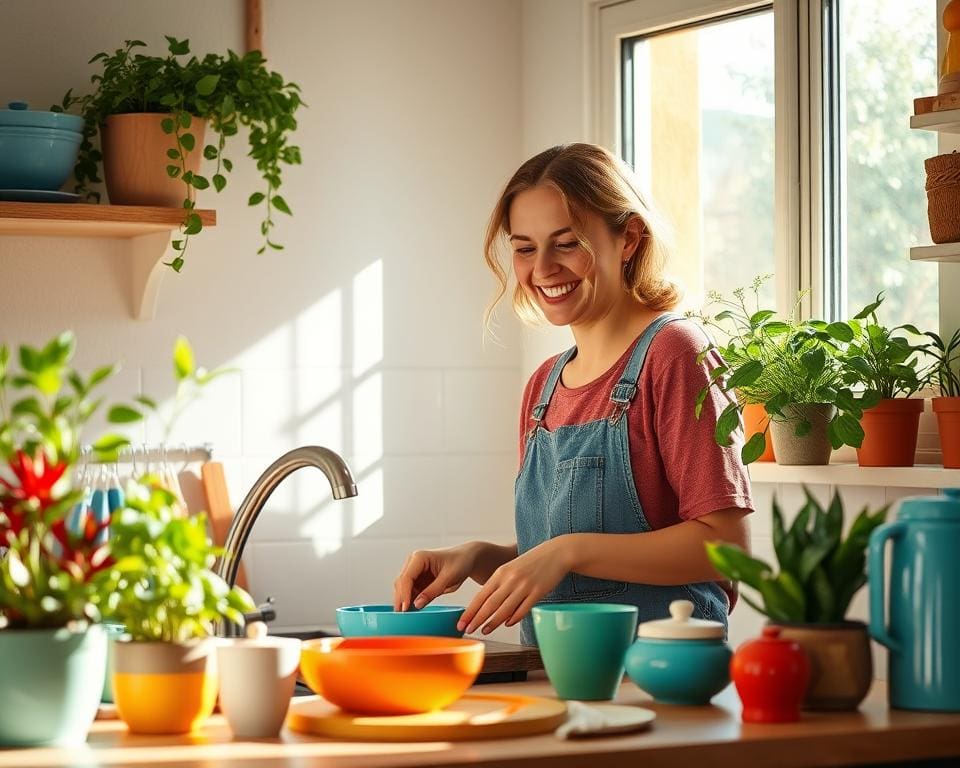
[508,184,635,328]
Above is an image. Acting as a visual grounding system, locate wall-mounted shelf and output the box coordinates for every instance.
[0,202,216,320]
[910,107,960,133]
[749,462,960,489]
[909,242,960,263]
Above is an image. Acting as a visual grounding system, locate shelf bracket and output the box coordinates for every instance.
[130,231,174,320]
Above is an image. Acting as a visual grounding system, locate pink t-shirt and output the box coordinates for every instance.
[518,319,754,607]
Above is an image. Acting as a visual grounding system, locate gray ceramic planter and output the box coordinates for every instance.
[0,624,106,747]
[769,403,836,465]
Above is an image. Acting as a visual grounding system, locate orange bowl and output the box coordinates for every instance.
[299,636,485,715]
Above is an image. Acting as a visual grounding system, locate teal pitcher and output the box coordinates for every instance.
[869,489,960,711]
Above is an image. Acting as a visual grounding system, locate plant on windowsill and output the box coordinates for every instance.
[836,293,931,467]
[923,327,960,468]
[689,276,872,466]
[705,488,889,710]
[54,36,304,272]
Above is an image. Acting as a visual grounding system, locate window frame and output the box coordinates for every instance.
[590,0,953,330]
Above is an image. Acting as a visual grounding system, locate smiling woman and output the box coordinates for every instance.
[393,143,754,646]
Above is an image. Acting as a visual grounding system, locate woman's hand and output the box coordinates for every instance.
[457,537,571,635]
[393,544,479,612]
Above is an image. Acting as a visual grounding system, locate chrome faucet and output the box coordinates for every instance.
[214,446,358,589]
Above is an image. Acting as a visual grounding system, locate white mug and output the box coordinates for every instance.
[217,633,301,739]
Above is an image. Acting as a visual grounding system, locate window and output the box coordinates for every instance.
[598,0,940,327]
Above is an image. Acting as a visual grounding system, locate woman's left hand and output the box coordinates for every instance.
[457,536,571,635]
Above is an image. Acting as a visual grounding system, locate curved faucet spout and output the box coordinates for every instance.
[214,446,358,588]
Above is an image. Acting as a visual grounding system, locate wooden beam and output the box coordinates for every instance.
[245,0,263,54]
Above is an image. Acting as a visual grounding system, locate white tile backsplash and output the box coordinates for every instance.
[442,369,520,453]
[443,453,517,537]
[381,369,445,455]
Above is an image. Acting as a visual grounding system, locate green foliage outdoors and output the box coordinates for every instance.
[705,489,888,623]
[54,36,304,272]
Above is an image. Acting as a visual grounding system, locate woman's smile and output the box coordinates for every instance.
[539,280,582,303]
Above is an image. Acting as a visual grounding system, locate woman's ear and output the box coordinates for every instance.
[622,215,644,263]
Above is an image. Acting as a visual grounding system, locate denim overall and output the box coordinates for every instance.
[516,313,729,645]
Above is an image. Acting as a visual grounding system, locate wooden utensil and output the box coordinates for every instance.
[200,461,248,590]
[286,693,567,741]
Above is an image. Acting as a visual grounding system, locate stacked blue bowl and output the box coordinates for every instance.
[0,101,84,191]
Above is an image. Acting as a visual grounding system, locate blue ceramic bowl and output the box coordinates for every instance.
[625,637,732,705]
[0,103,84,190]
[336,605,466,638]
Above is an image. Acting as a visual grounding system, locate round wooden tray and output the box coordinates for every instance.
[286,693,568,741]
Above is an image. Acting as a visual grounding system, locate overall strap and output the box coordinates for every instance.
[531,346,577,423]
[610,312,683,407]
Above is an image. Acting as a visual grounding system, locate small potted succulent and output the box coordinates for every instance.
[925,328,960,468]
[690,277,871,465]
[0,332,138,747]
[55,36,303,272]
[96,480,253,735]
[706,489,888,710]
[837,294,930,467]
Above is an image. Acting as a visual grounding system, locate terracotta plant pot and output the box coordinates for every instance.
[933,397,960,468]
[100,113,205,207]
[768,403,836,466]
[112,639,218,734]
[857,398,924,467]
[741,403,775,462]
[772,621,873,711]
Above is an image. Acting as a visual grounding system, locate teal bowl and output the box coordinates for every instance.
[0,126,83,190]
[625,637,732,705]
[336,605,465,637]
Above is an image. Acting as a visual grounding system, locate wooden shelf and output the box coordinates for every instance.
[0,202,215,238]
[910,242,960,262]
[910,107,960,133]
[0,202,216,320]
[749,462,960,489]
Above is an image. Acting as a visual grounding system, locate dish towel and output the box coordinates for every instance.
[554,701,656,739]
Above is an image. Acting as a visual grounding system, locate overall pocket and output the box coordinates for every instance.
[548,456,627,599]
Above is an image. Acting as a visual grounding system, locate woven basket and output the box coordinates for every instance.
[925,151,960,244]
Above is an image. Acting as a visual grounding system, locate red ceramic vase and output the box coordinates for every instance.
[731,626,810,723]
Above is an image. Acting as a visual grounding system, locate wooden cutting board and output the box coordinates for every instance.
[286,693,567,741]
[480,639,543,675]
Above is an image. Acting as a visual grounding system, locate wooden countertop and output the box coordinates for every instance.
[4,675,960,768]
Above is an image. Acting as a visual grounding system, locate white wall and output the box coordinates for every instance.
[0,0,526,636]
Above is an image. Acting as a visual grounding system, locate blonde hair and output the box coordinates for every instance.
[483,143,681,329]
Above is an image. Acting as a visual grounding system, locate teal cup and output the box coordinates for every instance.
[100,623,127,703]
[532,603,639,701]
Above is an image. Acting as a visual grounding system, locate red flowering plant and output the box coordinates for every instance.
[0,332,139,629]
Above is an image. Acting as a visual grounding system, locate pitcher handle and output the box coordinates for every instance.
[868,521,905,653]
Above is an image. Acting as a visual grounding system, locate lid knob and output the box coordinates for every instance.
[7,101,28,111]
[245,620,268,640]
[762,625,782,639]
[669,599,694,623]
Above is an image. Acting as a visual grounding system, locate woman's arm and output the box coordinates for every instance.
[457,508,749,634]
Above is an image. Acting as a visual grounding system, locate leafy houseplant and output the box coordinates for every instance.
[925,328,960,468]
[690,278,872,465]
[838,294,930,467]
[56,36,304,272]
[706,489,888,710]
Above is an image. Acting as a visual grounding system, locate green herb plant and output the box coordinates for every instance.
[689,276,873,464]
[838,294,929,400]
[0,332,140,629]
[705,489,888,623]
[924,328,960,397]
[95,479,252,642]
[55,36,303,272]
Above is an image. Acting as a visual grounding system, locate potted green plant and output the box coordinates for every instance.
[924,328,960,468]
[55,36,303,272]
[837,294,930,467]
[691,278,871,466]
[95,479,253,735]
[0,332,139,747]
[705,489,888,710]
